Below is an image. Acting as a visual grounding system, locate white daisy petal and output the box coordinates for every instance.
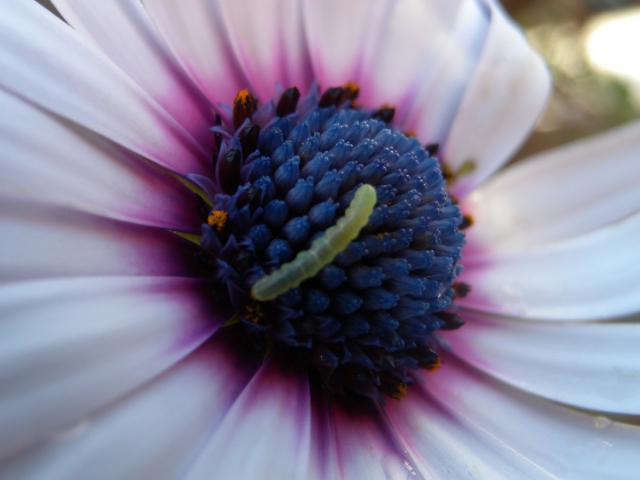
[445,310,640,414]
[464,120,640,252]
[0,276,222,460]
[329,403,427,480]
[217,0,313,101]
[50,0,216,146]
[302,0,488,146]
[444,0,551,197]
[0,1,209,175]
[0,91,199,229]
[143,0,248,106]
[0,336,257,480]
[390,359,640,480]
[458,211,640,320]
[387,382,558,479]
[305,396,340,480]
[302,0,391,91]
[388,0,489,144]
[182,358,311,480]
[0,202,198,283]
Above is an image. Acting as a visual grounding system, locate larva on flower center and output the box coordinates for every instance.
[251,184,377,301]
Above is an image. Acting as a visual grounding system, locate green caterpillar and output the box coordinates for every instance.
[251,184,377,301]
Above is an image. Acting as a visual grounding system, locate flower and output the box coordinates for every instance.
[1,0,639,479]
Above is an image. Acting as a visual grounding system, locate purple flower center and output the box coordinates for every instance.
[190,84,469,404]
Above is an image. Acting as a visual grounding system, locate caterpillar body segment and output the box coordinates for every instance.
[251,184,377,301]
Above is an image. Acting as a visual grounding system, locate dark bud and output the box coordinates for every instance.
[276,86,301,117]
[452,282,472,299]
[218,148,242,194]
[407,345,440,369]
[319,87,343,108]
[441,162,454,183]
[459,214,474,230]
[425,143,439,156]
[437,311,465,330]
[239,123,260,159]
[233,89,257,130]
[379,372,408,400]
[372,106,395,123]
[235,184,262,213]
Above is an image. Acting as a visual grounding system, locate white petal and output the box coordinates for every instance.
[302,0,485,144]
[0,276,223,459]
[51,0,216,146]
[459,211,640,320]
[143,0,248,106]
[0,202,198,283]
[217,0,313,101]
[0,91,199,229]
[379,0,489,144]
[388,359,640,480]
[445,310,640,414]
[0,336,257,480]
[443,0,551,197]
[183,358,311,480]
[302,0,391,91]
[305,395,340,480]
[387,381,557,479]
[329,401,427,480]
[464,119,640,252]
[0,1,209,175]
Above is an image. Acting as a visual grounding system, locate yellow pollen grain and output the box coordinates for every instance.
[426,357,442,372]
[388,382,408,400]
[207,210,228,231]
[234,89,252,107]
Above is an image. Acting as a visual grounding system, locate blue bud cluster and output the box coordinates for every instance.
[195,84,466,403]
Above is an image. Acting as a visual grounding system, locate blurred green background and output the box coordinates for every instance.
[504,0,640,161]
[36,0,640,162]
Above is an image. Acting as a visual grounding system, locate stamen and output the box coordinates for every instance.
[459,214,474,230]
[425,143,439,156]
[239,123,260,158]
[233,89,257,130]
[207,210,228,231]
[276,86,301,117]
[340,82,360,104]
[372,105,395,123]
[319,86,344,108]
[217,148,242,194]
[436,311,465,330]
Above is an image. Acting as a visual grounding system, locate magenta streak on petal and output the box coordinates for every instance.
[0,202,203,283]
[0,276,225,462]
[51,0,218,152]
[307,387,340,479]
[0,2,211,177]
[153,71,220,151]
[0,328,261,480]
[216,0,314,103]
[181,353,311,480]
[328,396,427,480]
[111,152,204,231]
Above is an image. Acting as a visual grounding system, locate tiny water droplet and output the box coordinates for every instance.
[593,416,612,430]
[382,453,424,480]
